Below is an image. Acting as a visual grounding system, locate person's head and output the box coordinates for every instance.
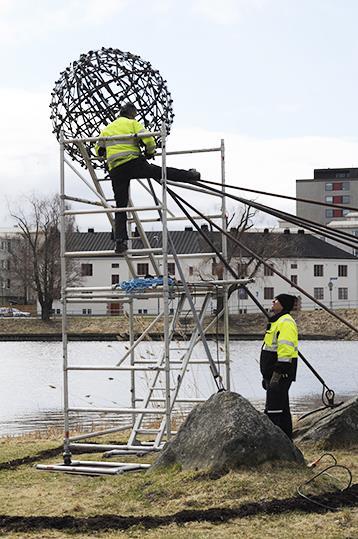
[119,103,137,119]
[272,294,296,314]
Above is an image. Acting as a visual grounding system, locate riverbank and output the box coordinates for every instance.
[0,310,355,340]
[0,430,357,538]
[0,308,357,340]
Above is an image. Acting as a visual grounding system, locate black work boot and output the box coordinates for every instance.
[115,240,128,255]
[188,168,201,181]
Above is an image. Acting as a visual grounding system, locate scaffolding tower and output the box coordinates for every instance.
[37,126,252,475]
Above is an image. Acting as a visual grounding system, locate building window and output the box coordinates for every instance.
[325,196,333,203]
[332,181,342,191]
[314,287,324,300]
[1,259,10,270]
[167,262,175,275]
[325,209,334,218]
[6,279,10,289]
[338,265,347,277]
[343,209,350,216]
[291,263,298,269]
[333,209,343,217]
[137,263,149,275]
[325,183,333,191]
[112,263,119,268]
[188,266,194,276]
[111,274,120,285]
[342,181,350,191]
[237,263,248,277]
[313,264,324,277]
[81,263,93,277]
[264,264,274,276]
[238,288,248,299]
[338,288,348,300]
[0,240,11,251]
[82,308,92,315]
[342,195,350,204]
[291,275,298,286]
[138,308,148,314]
[264,287,274,300]
[336,172,348,179]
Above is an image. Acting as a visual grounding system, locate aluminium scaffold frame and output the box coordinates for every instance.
[37,126,252,475]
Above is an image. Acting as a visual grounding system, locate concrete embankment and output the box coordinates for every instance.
[0,309,357,341]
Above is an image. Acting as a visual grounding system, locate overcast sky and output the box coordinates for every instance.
[1,0,358,231]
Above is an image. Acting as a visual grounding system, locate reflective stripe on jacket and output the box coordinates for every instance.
[95,117,156,170]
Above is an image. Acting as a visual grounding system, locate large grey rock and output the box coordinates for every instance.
[151,391,304,473]
[293,396,358,448]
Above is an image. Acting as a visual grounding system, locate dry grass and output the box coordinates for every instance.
[0,431,357,538]
[1,308,358,338]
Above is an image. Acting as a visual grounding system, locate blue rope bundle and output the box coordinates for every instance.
[116,276,174,293]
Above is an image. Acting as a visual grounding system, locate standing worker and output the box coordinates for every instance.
[96,103,200,254]
[260,294,298,439]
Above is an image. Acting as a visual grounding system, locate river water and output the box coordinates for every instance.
[0,340,356,436]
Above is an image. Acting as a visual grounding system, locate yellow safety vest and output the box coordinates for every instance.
[95,117,156,170]
[262,313,298,364]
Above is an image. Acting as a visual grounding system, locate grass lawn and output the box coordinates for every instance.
[0,430,357,538]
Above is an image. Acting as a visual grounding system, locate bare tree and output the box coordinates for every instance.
[9,194,79,320]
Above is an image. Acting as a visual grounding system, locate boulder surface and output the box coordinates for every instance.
[152,391,304,473]
[293,396,358,448]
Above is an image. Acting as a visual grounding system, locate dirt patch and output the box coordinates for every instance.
[0,484,357,533]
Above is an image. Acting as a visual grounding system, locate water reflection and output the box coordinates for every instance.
[0,340,356,436]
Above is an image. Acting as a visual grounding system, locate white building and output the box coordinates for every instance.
[52,227,358,315]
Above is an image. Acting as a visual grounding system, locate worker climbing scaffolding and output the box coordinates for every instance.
[95,102,200,254]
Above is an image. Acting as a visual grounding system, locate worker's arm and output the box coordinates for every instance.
[95,129,106,158]
[275,318,298,373]
[134,121,156,157]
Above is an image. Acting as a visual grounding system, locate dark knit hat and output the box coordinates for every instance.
[275,294,296,312]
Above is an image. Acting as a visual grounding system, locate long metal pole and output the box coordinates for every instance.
[161,123,171,441]
[59,131,71,464]
[220,139,230,390]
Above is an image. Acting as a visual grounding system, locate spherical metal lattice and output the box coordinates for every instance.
[50,48,174,168]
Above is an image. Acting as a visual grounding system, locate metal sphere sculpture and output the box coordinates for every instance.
[50,48,175,168]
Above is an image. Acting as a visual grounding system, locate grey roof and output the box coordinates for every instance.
[67,230,357,259]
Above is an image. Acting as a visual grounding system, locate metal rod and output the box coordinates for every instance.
[60,131,71,462]
[155,146,221,156]
[161,122,171,442]
[68,407,167,414]
[221,138,231,391]
[64,205,163,215]
[65,131,161,144]
[115,311,164,366]
[64,248,162,257]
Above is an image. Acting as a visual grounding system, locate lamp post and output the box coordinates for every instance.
[328,281,333,309]
[328,277,338,309]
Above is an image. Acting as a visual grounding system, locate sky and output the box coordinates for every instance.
[1,0,358,231]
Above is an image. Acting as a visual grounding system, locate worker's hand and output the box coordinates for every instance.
[262,379,268,390]
[269,371,289,390]
[269,371,282,389]
[144,151,155,160]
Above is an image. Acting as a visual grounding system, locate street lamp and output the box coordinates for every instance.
[328,277,338,309]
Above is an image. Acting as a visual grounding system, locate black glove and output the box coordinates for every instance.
[262,379,268,390]
[268,371,288,390]
[144,151,155,160]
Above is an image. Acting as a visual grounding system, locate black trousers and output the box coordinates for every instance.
[264,377,293,439]
[110,157,196,241]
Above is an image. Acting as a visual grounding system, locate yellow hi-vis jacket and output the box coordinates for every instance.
[260,313,298,380]
[95,117,156,171]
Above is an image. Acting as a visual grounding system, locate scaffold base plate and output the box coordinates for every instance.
[36,460,151,476]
